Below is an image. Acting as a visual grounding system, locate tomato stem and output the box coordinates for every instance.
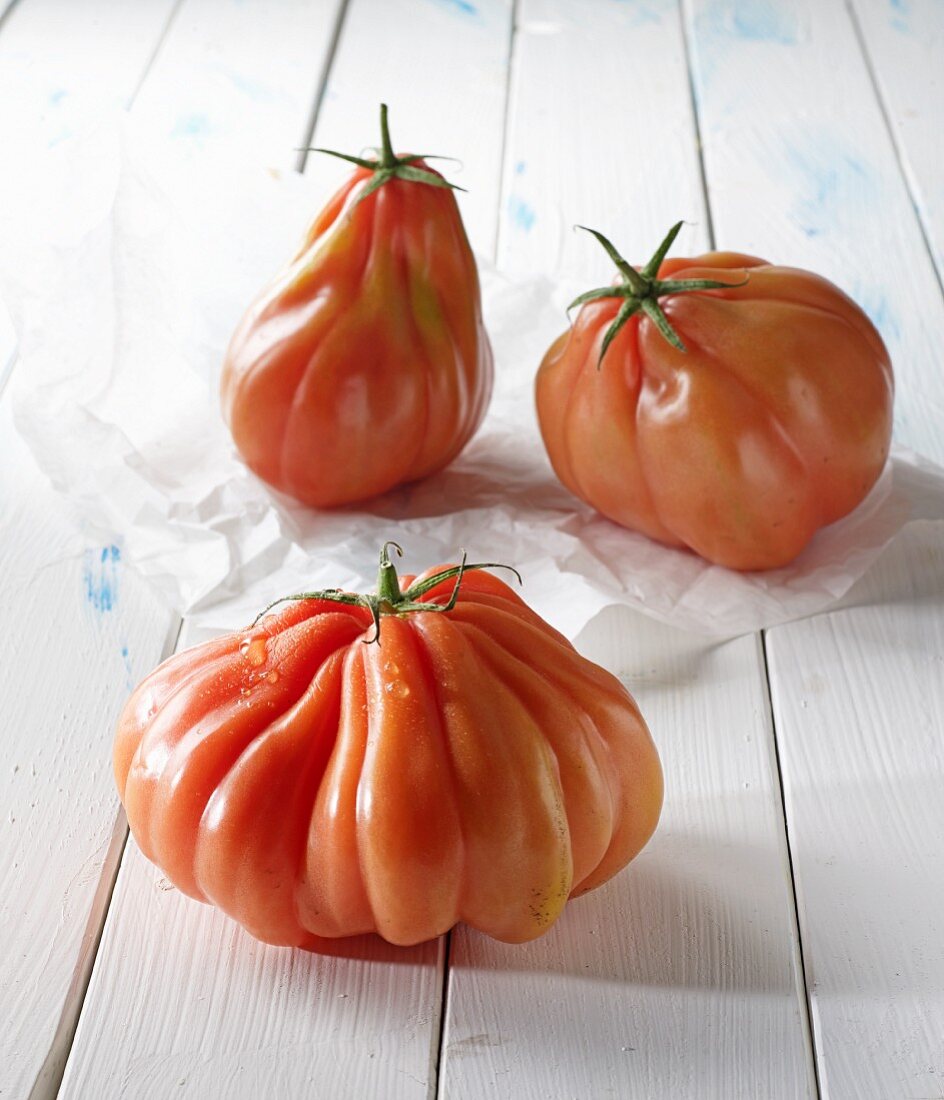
[308,104,467,203]
[251,545,522,645]
[376,540,405,605]
[378,103,396,169]
[569,222,750,366]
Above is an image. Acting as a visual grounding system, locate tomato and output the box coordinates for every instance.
[113,545,662,948]
[535,224,894,571]
[221,105,492,508]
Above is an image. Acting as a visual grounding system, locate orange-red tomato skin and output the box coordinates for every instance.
[536,253,894,570]
[221,164,493,508]
[114,572,662,948]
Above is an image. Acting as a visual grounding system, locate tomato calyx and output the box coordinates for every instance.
[569,222,749,365]
[251,542,521,644]
[309,103,466,204]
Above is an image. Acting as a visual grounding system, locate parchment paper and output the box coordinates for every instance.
[3,119,943,639]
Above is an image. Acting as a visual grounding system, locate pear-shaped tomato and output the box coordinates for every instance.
[221,106,493,507]
[536,224,894,571]
[113,545,662,948]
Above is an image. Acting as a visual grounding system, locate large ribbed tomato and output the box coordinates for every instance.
[113,546,662,948]
[536,224,894,570]
[221,106,492,507]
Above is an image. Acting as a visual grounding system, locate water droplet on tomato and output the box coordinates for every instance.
[266,670,279,684]
[240,636,267,667]
[384,680,410,699]
[383,661,400,675]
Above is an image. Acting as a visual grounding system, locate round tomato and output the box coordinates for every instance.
[535,224,894,570]
[113,545,662,948]
[221,105,492,508]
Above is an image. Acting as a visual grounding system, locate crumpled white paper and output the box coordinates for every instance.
[3,119,944,640]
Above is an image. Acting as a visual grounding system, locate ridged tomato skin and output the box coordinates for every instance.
[113,570,662,948]
[535,253,894,570]
[220,162,493,508]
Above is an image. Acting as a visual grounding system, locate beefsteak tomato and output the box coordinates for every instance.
[535,224,894,570]
[221,105,493,507]
[114,545,662,948]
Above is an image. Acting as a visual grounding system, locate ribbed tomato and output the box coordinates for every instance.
[113,546,662,948]
[221,106,492,508]
[536,224,894,570]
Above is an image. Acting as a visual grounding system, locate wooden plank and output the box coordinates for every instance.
[444,613,816,1099]
[132,0,343,168]
[0,294,15,395]
[685,0,944,462]
[0,405,175,1099]
[304,0,514,257]
[684,0,944,1093]
[440,2,815,1096]
[766,525,944,1099]
[0,0,177,149]
[497,0,709,277]
[59,2,514,1097]
[0,5,181,1097]
[850,0,944,282]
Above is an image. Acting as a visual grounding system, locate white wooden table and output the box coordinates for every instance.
[2,2,943,1097]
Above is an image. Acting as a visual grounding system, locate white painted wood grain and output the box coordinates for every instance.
[685,0,944,463]
[0,292,15,396]
[0,6,182,1096]
[62,800,445,1099]
[304,0,514,257]
[444,613,816,1099]
[851,0,944,282]
[440,3,815,1096]
[0,0,177,151]
[132,0,344,169]
[0,403,175,1100]
[766,524,944,1099]
[498,0,710,279]
[684,0,944,1094]
[59,3,513,1096]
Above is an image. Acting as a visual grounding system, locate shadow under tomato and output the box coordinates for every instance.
[293,929,442,964]
[326,439,578,524]
[450,827,803,997]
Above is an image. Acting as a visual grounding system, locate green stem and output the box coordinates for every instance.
[378,103,396,168]
[569,222,750,365]
[376,541,404,605]
[309,104,466,202]
[251,545,521,645]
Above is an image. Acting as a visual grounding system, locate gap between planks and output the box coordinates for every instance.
[842,0,944,301]
[294,0,351,174]
[759,632,822,1100]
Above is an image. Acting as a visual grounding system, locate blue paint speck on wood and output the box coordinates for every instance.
[889,0,910,33]
[854,287,901,344]
[121,644,134,692]
[697,0,798,46]
[609,0,668,27]
[171,113,211,140]
[782,132,875,242]
[508,195,536,232]
[84,545,121,613]
[436,0,478,15]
